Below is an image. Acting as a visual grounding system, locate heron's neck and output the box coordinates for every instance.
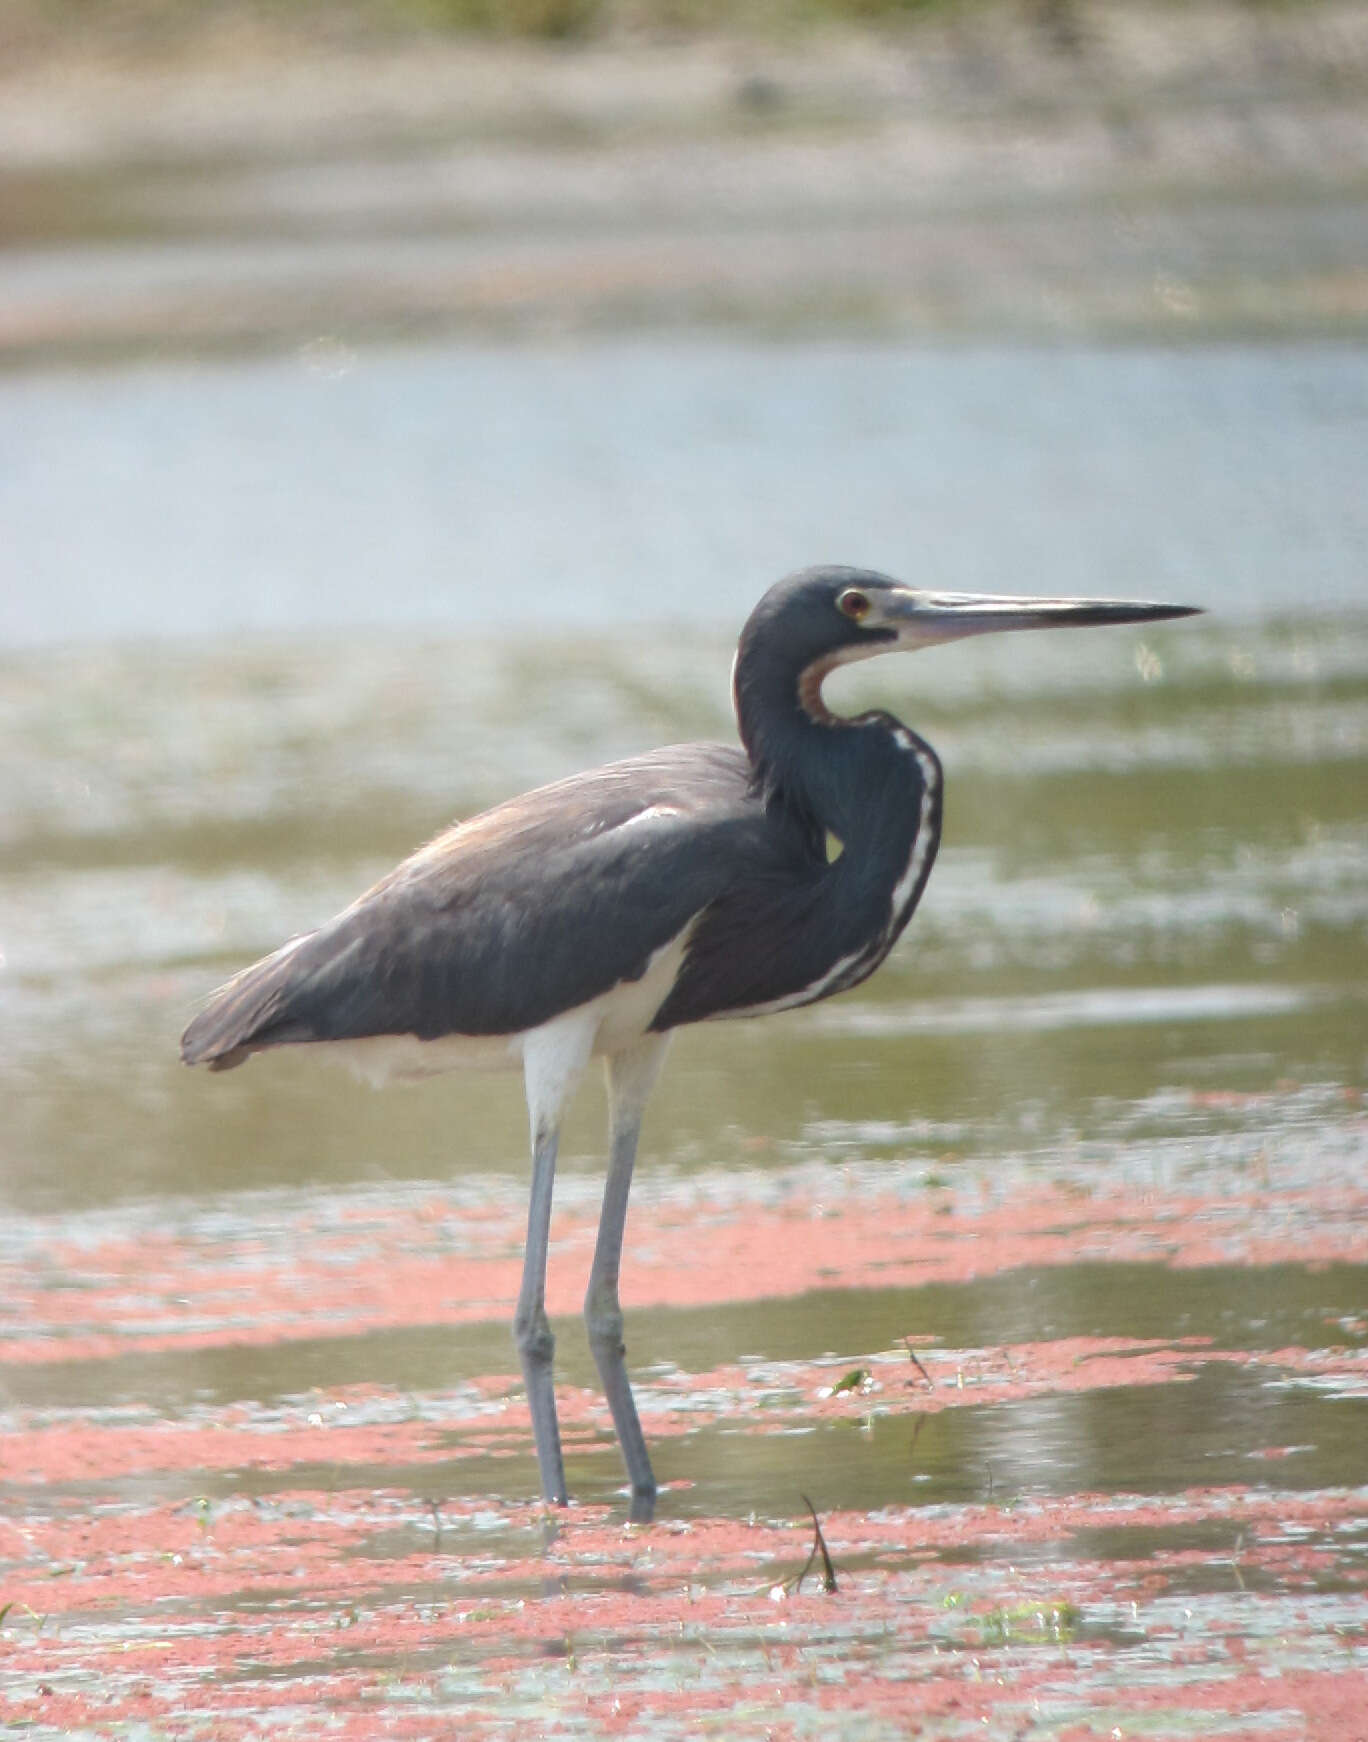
[733,646,919,847]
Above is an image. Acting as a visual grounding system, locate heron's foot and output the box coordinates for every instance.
[586,1307,657,1518]
[627,1479,657,1525]
[515,1311,568,1507]
[521,1371,568,1506]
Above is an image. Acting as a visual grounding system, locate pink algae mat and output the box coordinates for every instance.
[2,1462,1365,1739]
[2,1148,1366,1738]
[3,1143,1364,1366]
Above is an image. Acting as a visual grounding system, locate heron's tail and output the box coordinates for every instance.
[180,935,316,1070]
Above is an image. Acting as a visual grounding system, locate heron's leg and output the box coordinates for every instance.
[516,1013,596,1508]
[586,1032,670,1523]
[514,1122,567,1506]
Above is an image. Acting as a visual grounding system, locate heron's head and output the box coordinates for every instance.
[743,565,1201,680]
[733,566,1200,755]
[732,566,1200,799]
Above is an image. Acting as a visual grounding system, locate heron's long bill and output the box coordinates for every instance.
[885,589,1201,649]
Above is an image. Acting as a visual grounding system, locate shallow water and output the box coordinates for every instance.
[0,338,1365,1736]
[4,341,1368,648]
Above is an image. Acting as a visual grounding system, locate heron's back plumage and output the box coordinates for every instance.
[180,743,813,1067]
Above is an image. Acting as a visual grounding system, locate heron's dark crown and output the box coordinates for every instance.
[739,566,902,667]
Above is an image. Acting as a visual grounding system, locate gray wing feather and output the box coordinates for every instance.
[181,744,790,1067]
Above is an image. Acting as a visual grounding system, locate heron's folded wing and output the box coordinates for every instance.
[181,744,792,1066]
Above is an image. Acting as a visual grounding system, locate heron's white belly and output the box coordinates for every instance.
[311,1031,522,1087]
[589,921,694,1055]
[308,920,695,1090]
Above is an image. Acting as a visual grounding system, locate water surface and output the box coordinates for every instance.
[4,341,1368,647]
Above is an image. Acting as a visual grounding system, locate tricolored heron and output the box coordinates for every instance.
[182,566,1197,1520]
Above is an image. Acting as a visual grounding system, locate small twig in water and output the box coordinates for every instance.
[902,1337,934,1390]
[424,1497,443,1547]
[799,1494,838,1594]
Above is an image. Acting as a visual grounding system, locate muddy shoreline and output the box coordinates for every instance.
[2,1,1366,357]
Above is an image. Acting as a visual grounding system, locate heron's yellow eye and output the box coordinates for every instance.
[837,588,872,622]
